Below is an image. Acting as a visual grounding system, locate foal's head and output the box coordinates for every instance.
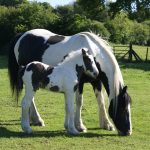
[82,49,99,79]
[109,86,132,136]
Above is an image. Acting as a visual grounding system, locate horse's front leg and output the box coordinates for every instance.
[95,89,115,131]
[29,98,45,126]
[64,91,79,135]
[74,87,87,132]
[92,80,115,131]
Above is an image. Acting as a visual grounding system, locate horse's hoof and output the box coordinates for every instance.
[101,122,115,131]
[75,124,87,133]
[108,125,115,131]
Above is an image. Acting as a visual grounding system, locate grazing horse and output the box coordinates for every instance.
[8,29,132,136]
[18,49,99,134]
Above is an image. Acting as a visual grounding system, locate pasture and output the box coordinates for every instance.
[0,55,150,150]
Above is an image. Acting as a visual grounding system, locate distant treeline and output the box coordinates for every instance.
[0,0,149,54]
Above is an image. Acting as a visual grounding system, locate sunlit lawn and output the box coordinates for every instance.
[0,55,150,150]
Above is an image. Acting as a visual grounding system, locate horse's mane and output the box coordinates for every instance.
[81,31,124,115]
[89,31,113,52]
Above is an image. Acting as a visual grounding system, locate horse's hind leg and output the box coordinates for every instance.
[21,89,34,134]
[29,98,45,126]
[91,81,115,131]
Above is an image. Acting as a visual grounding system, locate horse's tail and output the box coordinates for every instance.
[8,33,23,100]
[16,66,26,103]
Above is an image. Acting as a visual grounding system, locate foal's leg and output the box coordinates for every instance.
[64,91,79,135]
[91,81,115,131]
[74,87,87,132]
[21,89,34,134]
[29,98,45,126]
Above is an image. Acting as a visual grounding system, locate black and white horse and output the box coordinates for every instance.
[18,49,99,134]
[8,29,132,136]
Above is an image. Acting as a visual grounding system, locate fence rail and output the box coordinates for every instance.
[113,44,149,62]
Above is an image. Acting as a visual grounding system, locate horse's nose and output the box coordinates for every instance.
[118,130,132,136]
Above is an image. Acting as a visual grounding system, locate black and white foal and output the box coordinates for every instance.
[19,49,99,135]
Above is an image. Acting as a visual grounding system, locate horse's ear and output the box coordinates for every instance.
[122,86,128,94]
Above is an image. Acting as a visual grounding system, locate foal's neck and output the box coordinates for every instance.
[57,52,85,80]
[59,52,84,69]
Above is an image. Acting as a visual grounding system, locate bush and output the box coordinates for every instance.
[105,12,133,44]
[56,13,110,39]
[89,20,110,38]
[130,21,149,45]
[0,2,59,54]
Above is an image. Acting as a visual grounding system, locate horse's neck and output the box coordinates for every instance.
[82,32,124,100]
[109,68,124,100]
[98,52,124,101]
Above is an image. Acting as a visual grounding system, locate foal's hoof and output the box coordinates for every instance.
[22,126,33,134]
[68,128,80,135]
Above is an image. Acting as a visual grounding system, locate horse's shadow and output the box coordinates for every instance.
[0,120,117,138]
[0,119,20,126]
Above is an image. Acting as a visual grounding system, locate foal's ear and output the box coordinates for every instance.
[122,86,128,94]
[82,48,87,56]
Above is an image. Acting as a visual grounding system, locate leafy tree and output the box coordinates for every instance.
[55,5,74,17]
[76,0,108,21]
[0,0,28,7]
[109,0,150,21]
[130,21,149,45]
[0,2,59,54]
[106,12,133,44]
[0,6,11,50]
[89,20,110,38]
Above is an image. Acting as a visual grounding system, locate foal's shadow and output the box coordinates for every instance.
[0,127,117,138]
[0,119,117,138]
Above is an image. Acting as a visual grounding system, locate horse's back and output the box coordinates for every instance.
[15,29,88,66]
[14,29,60,65]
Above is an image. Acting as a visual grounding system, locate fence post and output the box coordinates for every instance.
[145,47,149,62]
[129,43,132,62]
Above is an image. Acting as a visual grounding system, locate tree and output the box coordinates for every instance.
[0,2,59,54]
[0,0,28,7]
[76,0,108,21]
[109,0,150,21]
[106,12,133,44]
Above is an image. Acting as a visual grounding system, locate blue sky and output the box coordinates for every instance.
[30,0,117,7]
[30,0,76,7]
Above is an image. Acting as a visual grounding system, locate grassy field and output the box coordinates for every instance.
[0,55,150,150]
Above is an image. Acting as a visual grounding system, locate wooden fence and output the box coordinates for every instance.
[113,43,149,62]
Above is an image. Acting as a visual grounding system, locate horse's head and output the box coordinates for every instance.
[82,48,99,79]
[109,86,132,136]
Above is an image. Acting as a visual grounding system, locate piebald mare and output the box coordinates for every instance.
[8,29,132,135]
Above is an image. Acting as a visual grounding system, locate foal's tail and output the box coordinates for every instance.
[8,33,23,101]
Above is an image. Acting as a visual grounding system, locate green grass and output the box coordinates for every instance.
[0,55,150,150]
